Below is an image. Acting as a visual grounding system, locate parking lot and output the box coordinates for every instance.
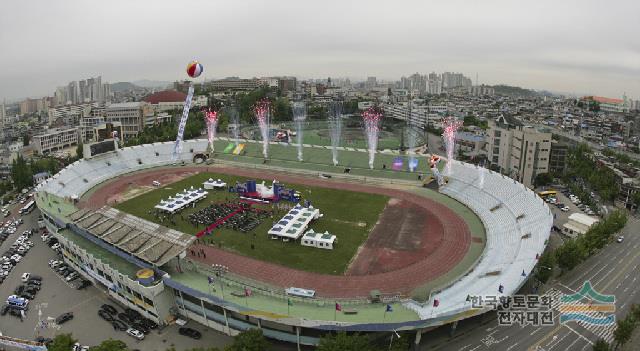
[0,209,234,350]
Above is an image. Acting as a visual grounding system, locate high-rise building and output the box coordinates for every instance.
[366,76,377,89]
[54,87,67,106]
[441,72,472,89]
[67,81,78,105]
[0,100,5,129]
[32,127,79,155]
[487,115,551,188]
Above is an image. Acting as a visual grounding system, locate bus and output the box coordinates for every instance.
[19,200,35,215]
[537,190,557,198]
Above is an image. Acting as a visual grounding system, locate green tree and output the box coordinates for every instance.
[11,154,33,190]
[534,173,554,187]
[613,317,635,349]
[47,333,77,351]
[317,332,371,351]
[225,328,269,351]
[76,141,84,159]
[23,134,29,146]
[89,339,128,351]
[555,239,584,272]
[591,338,610,351]
[535,250,555,283]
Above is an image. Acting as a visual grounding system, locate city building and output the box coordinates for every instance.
[487,115,551,188]
[209,78,262,91]
[93,122,123,142]
[48,103,95,126]
[105,102,153,140]
[366,76,377,89]
[32,127,79,155]
[278,77,297,93]
[143,90,187,112]
[510,127,551,187]
[581,96,629,113]
[441,72,472,89]
[562,213,599,237]
[468,85,495,96]
[549,141,568,175]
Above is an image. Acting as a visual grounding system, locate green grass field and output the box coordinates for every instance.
[115,172,388,275]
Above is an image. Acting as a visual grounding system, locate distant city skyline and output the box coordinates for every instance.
[1,0,638,100]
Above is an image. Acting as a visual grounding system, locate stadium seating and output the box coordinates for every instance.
[406,161,552,320]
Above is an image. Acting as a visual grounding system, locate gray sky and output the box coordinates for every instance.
[1,0,639,100]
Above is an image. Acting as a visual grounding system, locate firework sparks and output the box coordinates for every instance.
[253,99,272,158]
[362,107,384,169]
[442,117,463,175]
[203,108,219,152]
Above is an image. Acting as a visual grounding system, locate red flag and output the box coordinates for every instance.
[335,303,342,311]
[433,299,439,307]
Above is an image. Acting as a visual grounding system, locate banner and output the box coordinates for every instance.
[173,84,195,160]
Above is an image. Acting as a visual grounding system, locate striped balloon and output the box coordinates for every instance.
[186,60,203,78]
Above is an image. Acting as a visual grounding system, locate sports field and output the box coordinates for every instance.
[115,172,388,275]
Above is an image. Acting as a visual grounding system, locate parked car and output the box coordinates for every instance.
[126,328,145,340]
[112,319,128,331]
[55,312,74,324]
[179,327,202,339]
[118,312,133,324]
[617,236,624,243]
[21,273,31,282]
[77,280,92,290]
[98,309,115,322]
[101,304,117,315]
[29,275,42,281]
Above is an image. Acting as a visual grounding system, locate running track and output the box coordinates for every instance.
[84,165,471,298]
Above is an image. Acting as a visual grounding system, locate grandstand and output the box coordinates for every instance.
[34,139,552,347]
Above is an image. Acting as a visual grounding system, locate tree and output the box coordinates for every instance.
[555,239,584,272]
[76,141,84,159]
[89,339,128,351]
[534,173,554,187]
[11,154,33,190]
[591,338,610,351]
[535,250,555,283]
[613,317,635,348]
[317,332,371,351]
[48,333,77,351]
[23,134,29,146]
[225,328,269,351]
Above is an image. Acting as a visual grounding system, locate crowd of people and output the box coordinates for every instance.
[187,201,271,233]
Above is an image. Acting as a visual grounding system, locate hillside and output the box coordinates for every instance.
[492,84,538,97]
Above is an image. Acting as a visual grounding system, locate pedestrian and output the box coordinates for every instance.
[203,253,206,258]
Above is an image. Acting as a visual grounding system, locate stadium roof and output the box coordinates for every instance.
[68,207,194,266]
[143,90,187,104]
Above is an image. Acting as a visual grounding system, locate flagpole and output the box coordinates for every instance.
[334,302,336,321]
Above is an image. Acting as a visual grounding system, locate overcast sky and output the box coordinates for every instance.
[1,0,638,100]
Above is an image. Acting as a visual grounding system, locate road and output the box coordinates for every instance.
[418,213,640,351]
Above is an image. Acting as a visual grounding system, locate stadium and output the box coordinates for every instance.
[35,137,552,348]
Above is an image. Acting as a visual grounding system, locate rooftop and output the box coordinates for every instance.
[58,228,142,280]
[568,213,599,226]
[143,90,187,104]
[68,207,195,266]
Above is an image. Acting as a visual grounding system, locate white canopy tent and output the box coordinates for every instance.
[268,204,322,241]
[154,188,207,213]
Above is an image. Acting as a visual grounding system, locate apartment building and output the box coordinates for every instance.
[32,127,79,154]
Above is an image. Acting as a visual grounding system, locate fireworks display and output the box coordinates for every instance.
[203,108,219,152]
[293,102,306,162]
[328,101,343,166]
[362,107,384,169]
[442,117,463,175]
[253,99,272,158]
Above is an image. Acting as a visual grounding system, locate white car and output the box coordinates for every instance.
[10,254,21,262]
[561,206,569,212]
[21,272,31,282]
[126,328,145,340]
[617,236,624,243]
[51,243,60,250]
